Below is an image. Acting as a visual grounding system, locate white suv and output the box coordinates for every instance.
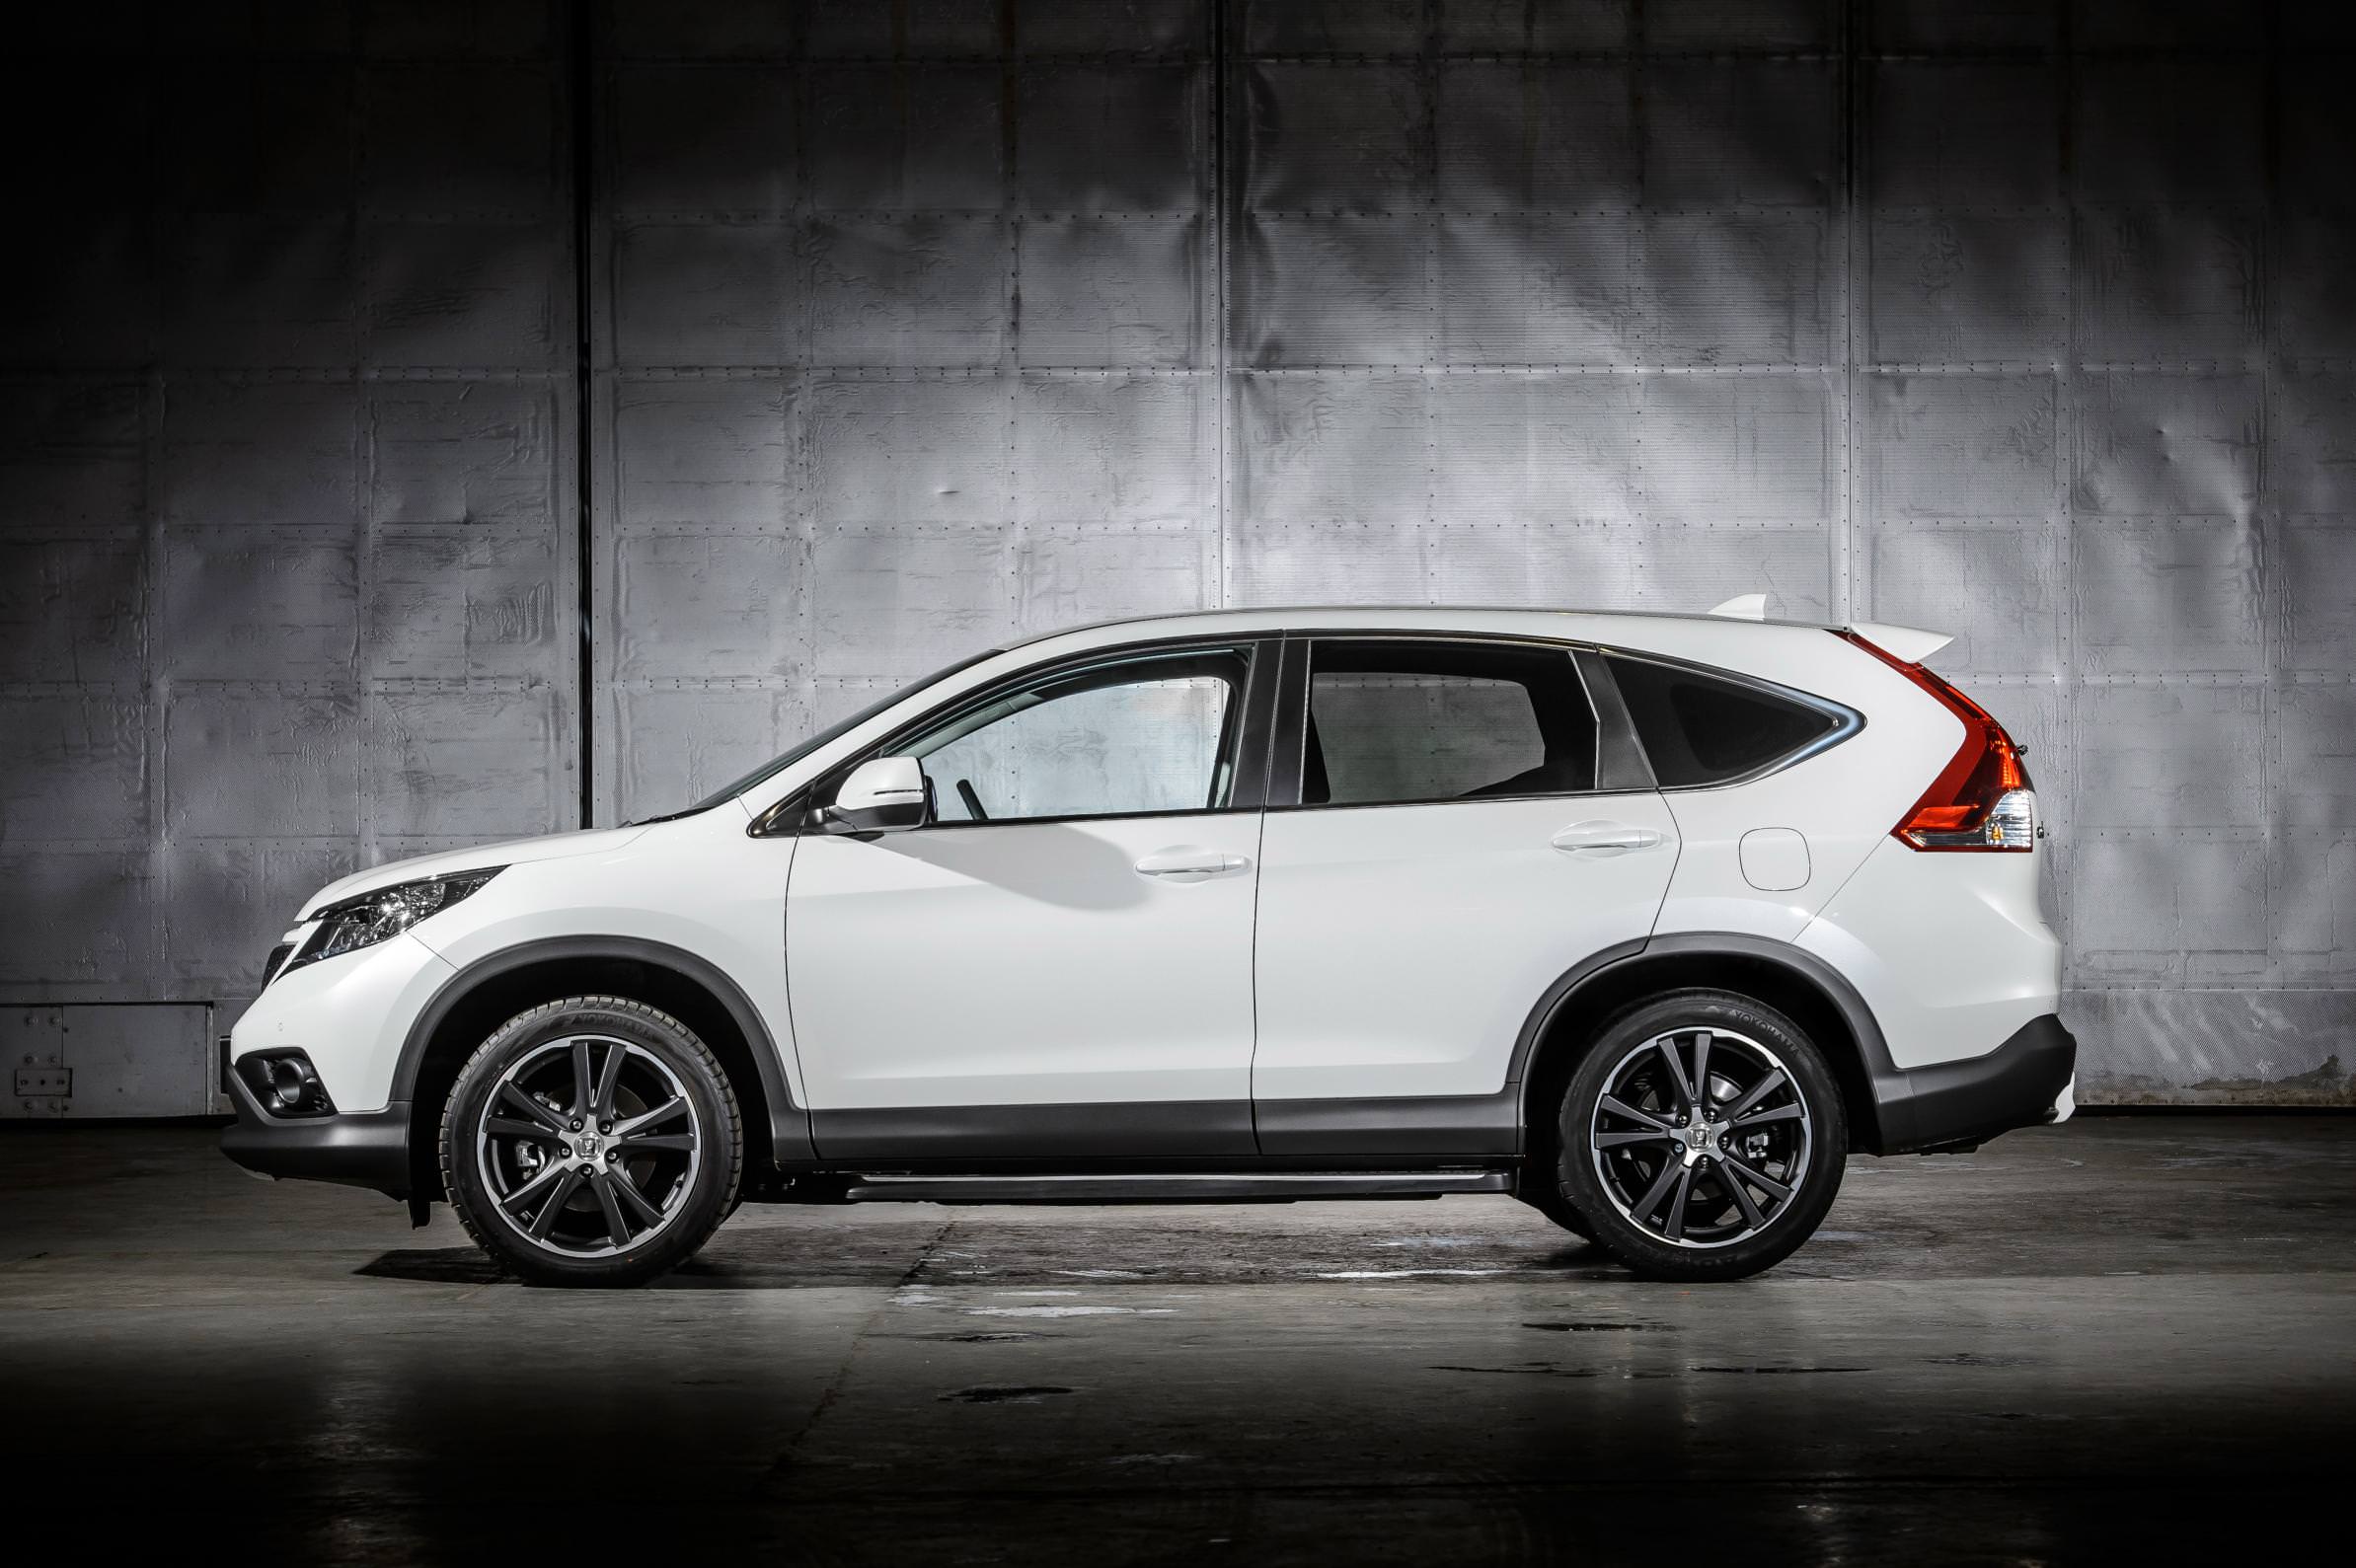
[223,606,2074,1286]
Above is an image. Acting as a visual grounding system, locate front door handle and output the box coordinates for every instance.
[1551,821,1666,855]
[1134,848,1251,881]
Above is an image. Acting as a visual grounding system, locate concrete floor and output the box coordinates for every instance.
[2,1119,2351,1563]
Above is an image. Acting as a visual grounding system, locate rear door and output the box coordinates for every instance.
[1249,636,1679,1151]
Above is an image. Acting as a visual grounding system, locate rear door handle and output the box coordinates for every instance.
[1134,848,1251,881]
[1551,821,1666,855]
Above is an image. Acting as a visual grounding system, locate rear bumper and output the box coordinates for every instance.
[220,1060,413,1198]
[1868,1012,2077,1154]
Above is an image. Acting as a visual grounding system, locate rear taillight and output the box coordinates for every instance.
[1833,631,2036,853]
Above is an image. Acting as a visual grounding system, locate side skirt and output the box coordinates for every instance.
[840,1170,1514,1205]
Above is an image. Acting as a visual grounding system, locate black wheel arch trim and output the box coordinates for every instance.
[393,935,815,1166]
[1506,932,2070,1157]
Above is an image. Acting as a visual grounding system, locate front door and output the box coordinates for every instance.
[1251,637,1680,1148]
[786,640,1270,1159]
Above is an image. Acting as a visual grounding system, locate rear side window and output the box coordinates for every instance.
[1607,654,1838,787]
[1305,641,1598,806]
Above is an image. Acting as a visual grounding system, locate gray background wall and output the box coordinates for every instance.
[4,0,2353,1114]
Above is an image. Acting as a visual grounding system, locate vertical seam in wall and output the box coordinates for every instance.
[1838,0,1862,626]
[571,1,597,830]
[2259,0,2282,984]
[2057,1,2079,985]
[1213,0,1231,608]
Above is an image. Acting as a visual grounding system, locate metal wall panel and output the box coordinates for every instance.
[0,7,577,1117]
[7,3,2356,1108]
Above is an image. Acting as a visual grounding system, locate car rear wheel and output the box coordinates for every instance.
[441,996,741,1288]
[1556,989,1845,1282]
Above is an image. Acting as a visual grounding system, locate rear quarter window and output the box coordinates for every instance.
[1606,654,1841,787]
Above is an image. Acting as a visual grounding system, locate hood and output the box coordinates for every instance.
[297,824,652,921]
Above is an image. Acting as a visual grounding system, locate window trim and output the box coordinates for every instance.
[752,635,1280,837]
[1267,633,1635,814]
[1597,646,1864,792]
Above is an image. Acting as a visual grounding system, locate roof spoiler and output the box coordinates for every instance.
[1707,594,1954,663]
[1844,620,1954,663]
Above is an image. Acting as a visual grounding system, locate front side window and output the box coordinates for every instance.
[903,647,1250,824]
[1303,640,1599,807]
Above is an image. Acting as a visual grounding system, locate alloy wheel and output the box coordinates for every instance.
[1588,1025,1814,1249]
[475,1035,703,1257]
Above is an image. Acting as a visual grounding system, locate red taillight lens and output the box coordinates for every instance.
[1833,631,2037,853]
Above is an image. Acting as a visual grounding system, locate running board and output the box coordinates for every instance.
[843,1170,1514,1205]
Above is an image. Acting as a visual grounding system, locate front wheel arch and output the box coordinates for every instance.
[398,940,807,1205]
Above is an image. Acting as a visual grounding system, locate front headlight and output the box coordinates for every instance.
[282,868,503,977]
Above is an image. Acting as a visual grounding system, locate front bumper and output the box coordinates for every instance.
[1869,1012,2077,1154]
[220,1051,413,1198]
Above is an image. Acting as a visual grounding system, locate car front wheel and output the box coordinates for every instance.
[441,996,741,1288]
[1556,989,1845,1282]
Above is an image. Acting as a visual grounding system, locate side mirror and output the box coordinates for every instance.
[825,756,932,834]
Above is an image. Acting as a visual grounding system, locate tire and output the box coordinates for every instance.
[441,996,742,1288]
[1517,1182,1597,1242]
[1556,989,1845,1283]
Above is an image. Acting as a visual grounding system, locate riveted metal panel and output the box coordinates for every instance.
[1241,215,1431,367]
[1016,376,1215,524]
[1237,375,1428,525]
[611,222,798,367]
[809,526,1020,681]
[1870,210,2068,364]
[0,696,148,841]
[2073,372,2261,520]
[1869,62,2060,208]
[1438,216,1642,366]
[367,383,558,526]
[1020,524,1218,635]
[2279,686,2356,834]
[1866,372,2060,519]
[1642,375,1838,522]
[0,534,143,684]
[614,687,810,827]
[365,530,563,680]
[373,688,568,842]
[159,529,359,681]
[1643,61,1839,209]
[1649,212,1835,367]
[2073,206,2262,367]
[613,532,808,681]
[807,379,1013,526]
[809,216,1011,367]
[614,378,794,525]
[1434,62,1639,211]
[361,221,562,368]
[1864,521,2067,678]
[2071,836,2271,986]
[2077,684,2267,832]
[1019,217,1205,368]
[2280,520,2356,672]
[1019,65,1207,214]
[0,1005,214,1120]
[2074,520,2264,677]
[1429,377,1643,525]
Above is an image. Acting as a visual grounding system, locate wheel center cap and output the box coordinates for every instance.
[572,1131,607,1160]
[1686,1121,1719,1162]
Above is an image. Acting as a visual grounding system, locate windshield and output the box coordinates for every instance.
[636,648,1005,824]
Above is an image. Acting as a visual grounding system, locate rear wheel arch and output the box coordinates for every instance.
[396,937,810,1206]
[1514,936,1890,1168]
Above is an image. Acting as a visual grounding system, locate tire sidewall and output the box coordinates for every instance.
[442,998,740,1287]
[1556,991,1846,1281]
